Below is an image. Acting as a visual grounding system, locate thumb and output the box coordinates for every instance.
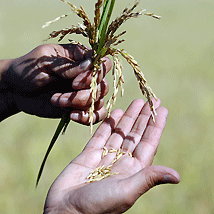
[49,43,92,79]
[123,165,180,201]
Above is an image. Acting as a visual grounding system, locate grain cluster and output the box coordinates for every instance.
[87,147,132,183]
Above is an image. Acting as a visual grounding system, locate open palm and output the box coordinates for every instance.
[44,99,180,214]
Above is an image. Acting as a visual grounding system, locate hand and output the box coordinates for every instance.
[1,43,111,123]
[44,99,180,214]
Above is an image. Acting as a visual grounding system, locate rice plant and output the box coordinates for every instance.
[36,0,161,186]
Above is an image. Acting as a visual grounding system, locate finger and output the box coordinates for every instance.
[133,106,168,167]
[70,106,107,125]
[49,57,92,80]
[121,165,180,203]
[70,97,105,122]
[121,98,161,153]
[61,44,93,79]
[84,108,125,150]
[72,56,112,89]
[50,79,109,108]
[72,96,105,112]
[59,43,91,61]
[46,44,92,79]
[94,97,105,111]
[105,99,146,150]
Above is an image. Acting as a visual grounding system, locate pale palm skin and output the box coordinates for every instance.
[44,98,180,214]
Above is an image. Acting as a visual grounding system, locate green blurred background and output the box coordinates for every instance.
[0,0,214,213]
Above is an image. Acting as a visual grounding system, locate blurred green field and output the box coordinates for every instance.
[0,0,214,213]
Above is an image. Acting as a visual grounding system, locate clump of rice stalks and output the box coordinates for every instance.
[36,0,161,186]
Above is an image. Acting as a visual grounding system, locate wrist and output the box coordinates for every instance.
[0,59,20,121]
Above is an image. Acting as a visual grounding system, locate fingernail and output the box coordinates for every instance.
[51,96,58,104]
[163,174,179,184]
[79,59,91,70]
[60,98,68,105]
[51,94,61,106]
[70,113,79,121]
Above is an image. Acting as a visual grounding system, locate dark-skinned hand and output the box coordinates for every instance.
[0,43,111,124]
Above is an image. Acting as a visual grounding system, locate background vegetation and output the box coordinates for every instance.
[0,0,214,213]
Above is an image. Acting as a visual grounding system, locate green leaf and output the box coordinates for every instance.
[97,0,115,54]
[36,112,70,187]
